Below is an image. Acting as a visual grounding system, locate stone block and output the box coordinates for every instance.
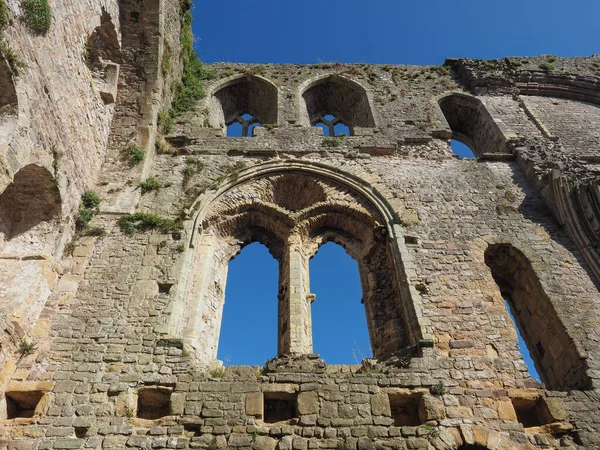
[246,392,263,418]
[418,395,445,422]
[497,400,517,421]
[253,435,277,450]
[297,392,319,415]
[370,393,391,416]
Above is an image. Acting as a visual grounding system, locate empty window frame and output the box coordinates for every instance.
[302,75,375,135]
[484,243,591,390]
[210,75,278,137]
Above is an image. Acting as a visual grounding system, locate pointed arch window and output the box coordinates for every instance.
[484,243,591,390]
[208,75,278,137]
[302,75,375,136]
[172,164,426,367]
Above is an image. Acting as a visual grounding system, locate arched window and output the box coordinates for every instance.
[226,113,262,137]
[484,243,591,390]
[208,75,278,137]
[438,93,507,157]
[172,163,426,366]
[301,75,375,135]
[0,165,61,240]
[450,139,476,158]
[309,242,371,364]
[217,242,278,365]
[314,114,351,137]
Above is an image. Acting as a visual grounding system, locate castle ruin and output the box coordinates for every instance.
[0,1,600,448]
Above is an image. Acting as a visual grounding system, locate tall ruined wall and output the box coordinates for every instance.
[0,0,185,433]
[1,7,600,448]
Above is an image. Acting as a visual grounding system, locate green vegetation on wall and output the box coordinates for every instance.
[0,0,8,33]
[166,0,214,120]
[22,0,52,33]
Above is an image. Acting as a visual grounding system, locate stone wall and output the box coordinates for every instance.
[0,7,600,448]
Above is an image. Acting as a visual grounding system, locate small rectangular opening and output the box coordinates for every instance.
[388,393,422,427]
[137,387,171,420]
[158,283,173,294]
[263,392,297,424]
[511,397,552,428]
[6,391,45,419]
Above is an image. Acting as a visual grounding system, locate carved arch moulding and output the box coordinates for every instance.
[167,161,431,366]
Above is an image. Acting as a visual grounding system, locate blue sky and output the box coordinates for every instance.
[193,0,600,65]
[198,1,578,378]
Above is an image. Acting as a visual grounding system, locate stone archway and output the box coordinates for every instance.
[170,161,428,366]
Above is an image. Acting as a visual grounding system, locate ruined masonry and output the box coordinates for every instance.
[0,1,600,449]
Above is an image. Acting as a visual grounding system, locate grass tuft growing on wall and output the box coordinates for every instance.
[0,39,25,76]
[118,212,181,236]
[21,0,52,34]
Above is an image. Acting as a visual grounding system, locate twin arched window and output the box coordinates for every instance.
[208,74,375,137]
[172,165,424,366]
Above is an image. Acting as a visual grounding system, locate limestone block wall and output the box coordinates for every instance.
[1,29,600,449]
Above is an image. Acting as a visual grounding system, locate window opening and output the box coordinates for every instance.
[302,75,376,131]
[137,387,171,420]
[484,243,591,390]
[227,112,261,137]
[0,164,62,239]
[263,392,297,423]
[438,93,508,157]
[451,139,476,158]
[217,242,278,365]
[388,393,423,427]
[314,114,351,137]
[511,396,553,429]
[309,242,371,364]
[5,391,45,419]
[505,299,541,382]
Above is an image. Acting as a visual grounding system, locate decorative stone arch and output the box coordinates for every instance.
[433,92,516,157]
[86,8,121,104]
[169,161,429,365]
[0,164,61,240]
[204,74,279,135]
[472,236,592,391]
[298,74,376,133]
[516,74,600,106]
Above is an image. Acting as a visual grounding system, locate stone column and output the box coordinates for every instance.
[278,234,314,355]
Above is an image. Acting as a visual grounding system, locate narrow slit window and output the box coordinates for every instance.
[217,242,278,365]
[309,242,371,364]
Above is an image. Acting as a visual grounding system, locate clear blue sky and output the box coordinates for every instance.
[201,1,570,378]
[193,0,599,65]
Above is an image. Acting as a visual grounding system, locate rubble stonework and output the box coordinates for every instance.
[0,1,600,448]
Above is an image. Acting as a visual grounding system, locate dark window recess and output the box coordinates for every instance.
[158,283,173,294]
[137,387,171,420]
[6,391,45,419]
[511,397,553,429]
[388,393,423,427]
[263,392,297,423]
